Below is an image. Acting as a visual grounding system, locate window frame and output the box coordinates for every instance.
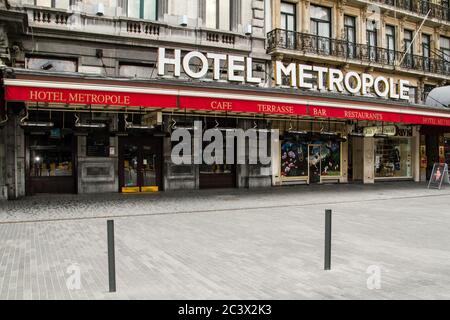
[385,24,396,64]
[422,33,431,58]
[280,1,296,32]
[310,4,331,38]
[440,35,450,61]
[344,15,356,42]
[344,15,356,58]
[34,0,71,9]
[366,20,378,61]
[25,55,78,72]
[404,29,414,54]
[127,0,159,21]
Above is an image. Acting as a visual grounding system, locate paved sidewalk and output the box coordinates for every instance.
[0,181,449,223]
[0,182,450,299]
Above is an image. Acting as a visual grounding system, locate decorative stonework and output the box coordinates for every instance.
[252,0,264,36]
[0,24,10,65]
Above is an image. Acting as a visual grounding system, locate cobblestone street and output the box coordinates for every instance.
[1,182,450,299]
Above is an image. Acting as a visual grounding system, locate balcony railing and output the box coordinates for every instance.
[267,29,450,77]
[373,0,450,22]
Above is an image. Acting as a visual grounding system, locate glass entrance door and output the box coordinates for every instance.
[308,144,321,184]
[122,142,139,190]
[141,145,158,191]
[120,137,161,192]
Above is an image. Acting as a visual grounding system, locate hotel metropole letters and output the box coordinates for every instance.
[157,47,410,101]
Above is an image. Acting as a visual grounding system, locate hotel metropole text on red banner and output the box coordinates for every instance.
[5,83,450,126]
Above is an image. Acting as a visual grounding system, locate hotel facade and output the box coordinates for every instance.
[1,0,450,200]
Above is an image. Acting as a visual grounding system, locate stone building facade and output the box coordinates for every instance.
[1,0,450,200]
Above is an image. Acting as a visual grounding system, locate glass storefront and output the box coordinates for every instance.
[25,110,77,195]
[374,137,412,178]
[280,136,342,179]
[29,133,73,177]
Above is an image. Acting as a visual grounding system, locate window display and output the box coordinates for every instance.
[374,137,412,178]
[281,137,341,178]
[320,141,341,176]
[29,135,73,177]
[281,140,308,177]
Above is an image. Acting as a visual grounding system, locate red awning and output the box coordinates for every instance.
[4,78,450,126]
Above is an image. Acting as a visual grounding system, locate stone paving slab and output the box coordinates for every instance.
[0,182,449,299]
[1,182,449,223]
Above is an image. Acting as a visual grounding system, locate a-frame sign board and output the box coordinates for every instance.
[428,163,450,190]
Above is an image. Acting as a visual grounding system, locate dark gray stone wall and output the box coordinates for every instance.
[77,134,119,194]
[0,124,7,200]
[4,115,25,199]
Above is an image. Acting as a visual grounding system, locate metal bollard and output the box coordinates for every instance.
[107,219,116,292]
[324,209,332,270]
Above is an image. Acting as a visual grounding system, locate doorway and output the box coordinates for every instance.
[118,136,162,192]
[308,144,321,184]
[425,134,440,180]
[348,136,364,182]
[198,118,237,189]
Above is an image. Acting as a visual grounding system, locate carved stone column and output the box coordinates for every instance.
[301,0,310,34]
[416,23,422,55]
[399,16,406,52]
[417,77,425,104]
[360,6,367,44]
[433,25,445,52]
[336,0,346,40]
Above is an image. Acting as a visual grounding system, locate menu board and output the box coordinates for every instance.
[428,163,449,189]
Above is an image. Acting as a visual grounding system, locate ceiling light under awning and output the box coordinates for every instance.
[19,109,54,128]
[20,121,54,128]
[74,114,106,128]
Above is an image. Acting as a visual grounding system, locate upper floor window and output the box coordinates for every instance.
[119,63,156,78]
[422,33,431,58]
[128,0,157,20]
[35,0,70,9]
[344,15,356,58]
[26,56,77,72]
[344,15,355,42]
[386,25,395,51]
[280,1,296,49]
[403,29,414,68]
[310,5,331,38]
[310,5,331,55]
[385,25,396,64]
[404,29,413,54]
[205,0,232,30]
[281,2,296,31]
[403,0,413,11]
[366,20,378,61]
[407,86,417,104]
[443,0,450,17]
[440,36,450,60]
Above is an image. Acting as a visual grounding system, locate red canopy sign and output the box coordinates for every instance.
[5,85,178,108]
[4,84,450,126]
[178,96,308,116]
